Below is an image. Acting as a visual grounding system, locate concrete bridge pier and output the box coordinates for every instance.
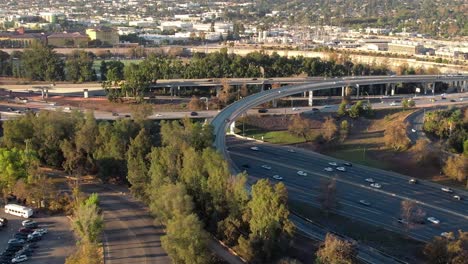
[229,121,236,134]
[342,86,345,97]
[216,86,222,97]
[308,90,313,106]
[355,84,360,99]
[272,99,278,108]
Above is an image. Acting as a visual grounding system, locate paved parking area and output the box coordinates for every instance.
[0,211,75,264]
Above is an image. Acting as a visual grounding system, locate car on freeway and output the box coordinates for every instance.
[359,200,371,206]
[427,217,440,224]
[111,112,119,116]
[154,113,163,117]
[258,109,268,113]
[297,171,307,176]
[311,108,320,112]
[365,178,375,183]
[440,232,455,240]
[441,96,446,100]
[397,218,409,225]
[453,195,462,200]
[328,162,338,166]
[411,128,416,133]
[250,146,259,151]
[292,107,300,111]
[450,99,456,102]
[11,255,27,263]
[336,167,346,172]
[261,165,272,170]
[272,175,283,181]
[389,101,398,106]
[324,167,333,172]
[323,105,331,109]
[8,239,25,245]
[343,162,352,167]
[370,183,381,189]
[409,178,418,184]
[287,149,295,153]
[190,111,198,116]
[441,187,453,193]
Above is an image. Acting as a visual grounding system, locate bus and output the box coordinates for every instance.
[4,204,33,218]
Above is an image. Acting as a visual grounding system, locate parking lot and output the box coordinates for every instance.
[0,211,75,264]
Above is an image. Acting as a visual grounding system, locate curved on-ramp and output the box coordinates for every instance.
[211,75,468,153]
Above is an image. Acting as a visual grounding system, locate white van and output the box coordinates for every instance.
[4,204,33,218]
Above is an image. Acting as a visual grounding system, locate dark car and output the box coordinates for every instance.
[258,108,268,113]
[190,111,198,116]
[450,99,456,102]
[18,228,33,234]
[343,162,352,167]
[24,222,38,229]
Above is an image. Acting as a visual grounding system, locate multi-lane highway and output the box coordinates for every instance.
[227,136,468,242]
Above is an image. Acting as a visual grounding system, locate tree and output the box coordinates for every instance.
[161,213,211,264]
[318,178,337,215]
[348,101,364,119]
[340,120,350,141]
[246,180,295,262]
[316,233,357,264]
[121,63,152,102]
[384,121,410,151]
[126,129,151,199]
[65,242,103,264]
[322,117,338,142]
[337,102,347,117]
[402,98,415,109]
[218,78,234,106]
[21,43,64,81]
[288,114,313,141]
[130,103,154,125]
[149,183,194,223]
[0,148,29,196]
[423,230,468,264]
[400,200,426,228]
[188,96,204,111]
[443,156,468,185]
[412,139,434,164]
[71,195,104,244]
[65,50,95,82]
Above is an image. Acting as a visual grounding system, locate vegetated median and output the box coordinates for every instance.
[289,200,426,263]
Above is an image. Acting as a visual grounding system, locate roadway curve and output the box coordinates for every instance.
[210,75,468,255]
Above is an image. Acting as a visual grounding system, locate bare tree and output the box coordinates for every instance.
[400,200,426,230]
[288,114,312,141]
[322,117,338,142]
[384,121,410,151]
[318,178,337,216]
[188,96,203,111]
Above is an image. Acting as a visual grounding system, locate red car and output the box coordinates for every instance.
[18,228,34,234]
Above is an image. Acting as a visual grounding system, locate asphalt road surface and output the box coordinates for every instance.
[226,136,468,242]
[82,184,170,264]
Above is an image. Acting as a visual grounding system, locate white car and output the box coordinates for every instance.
[250,146,259,151]
[12,255,28,263]
[21,220,34,227]
[272,175,283,180]
[370,183,381,189]
[441,187,453,193]
[287,149,295,153]
[292,107,300,111]
[297,171,307,176]
[359,200,371,206]
[324,167,333,172]
[328,162,338,166]
[336,167,346,172]
[411,128,416,133]
[261,165,272,170]
[365,178,375,183]
[427,217,440,224]
[440,232,454,240]
[453,195,462,200]
[389,101,398,106]
[154,113,163,117]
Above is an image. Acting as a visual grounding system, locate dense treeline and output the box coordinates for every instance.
[0,44,390,83]
[128,119,295,263]
[1,111,296,263]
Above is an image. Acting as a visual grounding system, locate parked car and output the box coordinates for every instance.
[11,255,28,263]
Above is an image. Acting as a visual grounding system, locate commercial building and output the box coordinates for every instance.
[47,32,89,47]
[86,27,119,46]
[388,40,425,55]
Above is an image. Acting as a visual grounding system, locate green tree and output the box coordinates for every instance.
[245,179,295,262]
[340,120,350,141]
[161,213,211,264]
[121,63,152,102]
[149,183,194,223]
[337,101,347,117]
[71,195,104,244]
[21,43,64,81]
[126,128,152,199]
[348,101,364,119]
[0,148,29,195]
[65,50,95,82]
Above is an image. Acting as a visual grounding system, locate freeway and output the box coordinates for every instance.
[227,136,468,242]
